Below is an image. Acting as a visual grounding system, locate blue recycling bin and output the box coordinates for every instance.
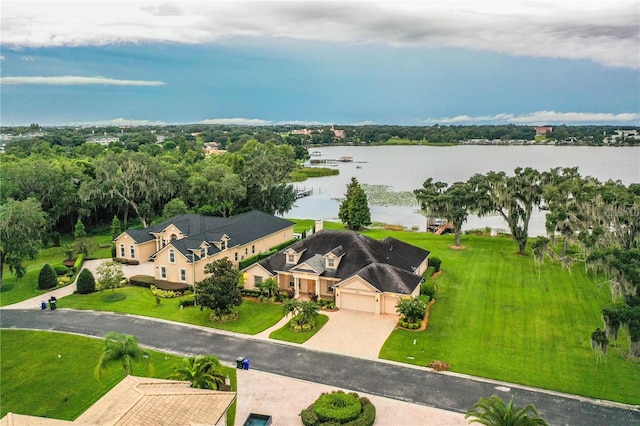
[242,358,250,370]
[41,301,47,310]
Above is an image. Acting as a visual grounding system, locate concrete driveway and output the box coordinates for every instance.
[304,310,399,359]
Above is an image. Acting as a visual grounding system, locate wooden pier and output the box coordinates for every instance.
[295,187,313,199]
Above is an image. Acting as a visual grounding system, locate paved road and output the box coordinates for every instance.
[1,309,638,426]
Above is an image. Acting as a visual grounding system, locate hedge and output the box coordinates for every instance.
[239,238,298,270]
[300,391,375,426]
[73,254,84,271]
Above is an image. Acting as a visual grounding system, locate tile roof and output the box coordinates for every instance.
[257,229,430,294]
[2,376,236,426]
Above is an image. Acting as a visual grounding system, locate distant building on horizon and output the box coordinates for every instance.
[534,126,553,136]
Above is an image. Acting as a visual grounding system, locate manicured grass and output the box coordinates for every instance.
[0,234,111,307]
[269,314,329,344]
[367,230,640,405]
[0,329,237,424]
[60,287,285,335]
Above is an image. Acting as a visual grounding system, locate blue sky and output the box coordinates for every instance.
[1,1,639,127]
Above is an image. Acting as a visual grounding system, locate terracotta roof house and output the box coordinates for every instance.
[113,210,294,286]
[1,376,236,426]
[243,224,430,315]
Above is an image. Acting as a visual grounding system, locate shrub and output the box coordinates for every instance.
[38,264,58,290]
[73,254,85,271]
[52,263,70,276]
[57,276,72,286]
[429,256,441,272]
[396,296,427,323]
[150,285,182,298]
[241,289,262,298]
[420,280,435,300]
[129,275,155,288]
[76,268,96,294]
[301,391,375,426]
[179,297,196,308]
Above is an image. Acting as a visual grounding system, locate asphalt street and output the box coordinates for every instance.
[1,309,638,426]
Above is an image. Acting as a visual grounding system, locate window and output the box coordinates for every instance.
[245,248,248,255]
[289,277,295,287]
[234,252,238,261]
[169,249,175,263]
[254,276,263,286]
[129,246,135,259]
[252,245,255,254]
[162,239,167,248]
[160,266,167,279]
[119,244,125,258]
[221,239,227,250]
[327,284,334,293]
[327,258,335,268]
[170,234,178,241]
[287,253,295,264]
[180,269,187,282]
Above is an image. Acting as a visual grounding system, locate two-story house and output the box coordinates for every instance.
[113,210,294,286]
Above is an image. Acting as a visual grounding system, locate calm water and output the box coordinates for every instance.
[284,145,640,235]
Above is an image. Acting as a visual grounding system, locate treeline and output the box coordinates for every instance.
[3,123,639,148]
[0,139,301,235]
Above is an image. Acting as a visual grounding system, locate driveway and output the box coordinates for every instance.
[304,310,399,359]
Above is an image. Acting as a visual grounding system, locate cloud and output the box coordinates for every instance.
[1,1,638,69]
[72,118,168,127]
[421,111,640,125]
[0,76,166,86]
[199,118,272,125]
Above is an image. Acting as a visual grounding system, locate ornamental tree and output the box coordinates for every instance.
[338,177,371,231]
[196,258,243,315]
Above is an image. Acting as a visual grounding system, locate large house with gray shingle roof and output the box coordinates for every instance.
[113,210,294,286]
[243,223,430,314]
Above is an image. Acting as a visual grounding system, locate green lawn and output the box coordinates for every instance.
[60,287,285,335]
[0,329,237,424]
[367,230,640,405]
[0,234,112,307]
[269,314,329,344]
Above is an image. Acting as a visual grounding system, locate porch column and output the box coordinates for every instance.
[294,277,300,298]
[316,277,320,298]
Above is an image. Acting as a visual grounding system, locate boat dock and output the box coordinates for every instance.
[295,187,313,199]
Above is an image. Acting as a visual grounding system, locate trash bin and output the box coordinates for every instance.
[40,301,47,310]
[242,358,250,370]
[49,297,57,311]
[236,357,245,369]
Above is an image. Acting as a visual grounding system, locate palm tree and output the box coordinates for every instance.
[95,331,149,378]
[465,395,548,426]
[170,355,225,390]
[297,300,319,326]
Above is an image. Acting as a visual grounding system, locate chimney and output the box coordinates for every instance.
[315,220,324,232]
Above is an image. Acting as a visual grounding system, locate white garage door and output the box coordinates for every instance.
[382,295,399,315]
[340,292,376,313]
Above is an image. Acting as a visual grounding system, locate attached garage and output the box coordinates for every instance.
[382,294,400,315]
[339,291,376,313]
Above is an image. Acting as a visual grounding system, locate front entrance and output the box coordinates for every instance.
[308,280,316,295]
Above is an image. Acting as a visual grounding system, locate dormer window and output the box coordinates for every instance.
[287,253,295,264]
[327,258,335,268]
[221,239,227,250]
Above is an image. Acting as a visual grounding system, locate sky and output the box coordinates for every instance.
[1,0,639,127]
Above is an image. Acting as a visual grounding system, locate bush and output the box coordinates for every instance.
[429,256,441,272]
[150,285,182,298]
[241,288,262,298]
[420,280,435,300]
[57,276,72,286]
[52,263,70,276]
[38,264,58,290]
[314,391,361,423]
[129,275,155,288]
[73,254,85,271]
[179,297,196,308]
[301,391,375,426]
[76,268,96,294]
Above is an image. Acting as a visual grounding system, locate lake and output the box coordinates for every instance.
[283,145,640,236]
